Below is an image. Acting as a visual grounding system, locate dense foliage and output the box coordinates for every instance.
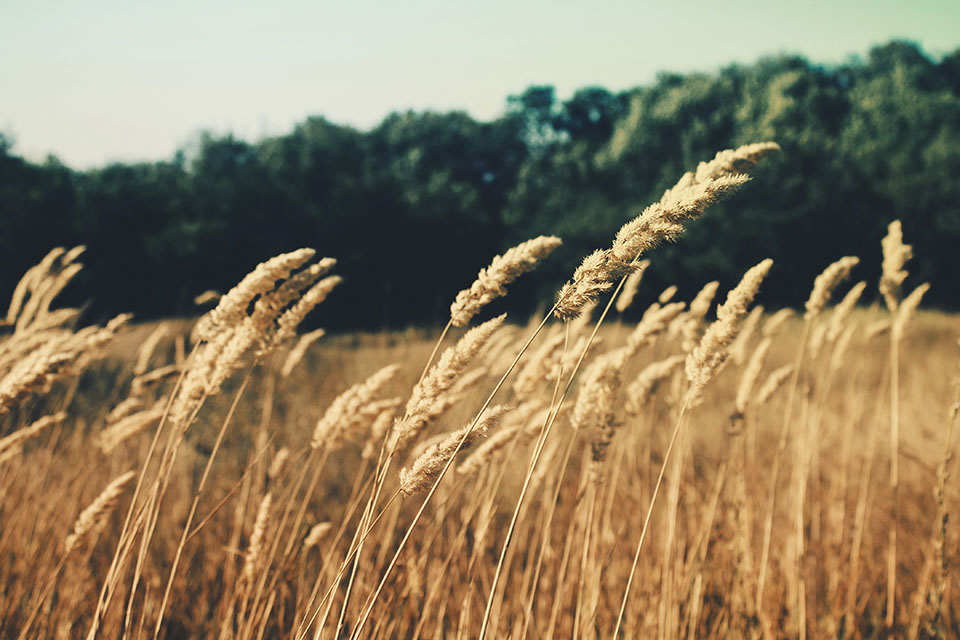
[2,40,958,328]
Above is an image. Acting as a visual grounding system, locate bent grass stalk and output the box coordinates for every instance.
[87,341,201,639]
[349,304,560,640]
[478,271,632,640]
[154,365,256,638]
[613,391,694,638]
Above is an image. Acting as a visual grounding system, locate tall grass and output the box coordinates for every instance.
[0,143,956,639]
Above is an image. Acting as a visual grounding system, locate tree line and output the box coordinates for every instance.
[1,40,958,329]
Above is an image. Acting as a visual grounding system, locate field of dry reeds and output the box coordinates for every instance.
[1,142,957,639]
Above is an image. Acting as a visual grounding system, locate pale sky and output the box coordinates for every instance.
[1,0,957,169]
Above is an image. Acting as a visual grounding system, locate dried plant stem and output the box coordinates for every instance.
[153,367,255,638]
[296,488,401,640]
[351,306,557,640]
[545,479,583,639]
[123,377,219,637]
[755,319,811,618]
[291,471,376,639]
[519,423,579,639]
[479,272,629,640]
[323,459,386,638]
[418,319,453,386]
[613,391,694,638]
[332,458,390,638]
[886,327,900,628]
[88,342,200,639]
[241,447,332,639]
[572,481,598,638]
[17,555,68,640]
[843,385,883,635]
[187,444,276,543]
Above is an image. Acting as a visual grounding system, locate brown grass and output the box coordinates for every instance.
[1,145,958,639]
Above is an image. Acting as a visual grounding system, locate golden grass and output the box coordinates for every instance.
[1,143,958,639]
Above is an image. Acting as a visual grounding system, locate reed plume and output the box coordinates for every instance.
[614,260,650,312]
[686,259,773,392]
[756,364,793,405]
[880,220,912,312]
[729,304,764,365]
[625,355,684,415]
[311,364,401,451]
[96,403,165,454]
[805,256,859,319]
[555,143,778,321]
[281,328,326,377]
[763,308,794,337]
[64,471,135,554]
[658,285,678,304]
[242,493,273,582]
[0,412,66,462]
[193,249,317,342]
[304,522,332,550]
[399,406,505,495]
[450,236,561,327]
[391,315,504,452]
[681,281,720,352]
[893,283,930,339]
[828,281,867,341]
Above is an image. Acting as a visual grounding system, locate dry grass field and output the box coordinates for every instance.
[1,143,957,639]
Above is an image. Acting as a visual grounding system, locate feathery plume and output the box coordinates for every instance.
[658,285,678,304]
[242,493,273,582]
[457,400,542,475]
[133,324,169,376]
[626,301,685,353]
[0,412,66,462]
[880,220,912,312]
[312,364,401,451]
[193,290,221,307]
[399,406,506,495]
[450,236,561,327]
[268,447,290,480]
[361,403,402,461]
[571,349,631,474]
[763,308,794,337]
[830,325,858,372]
[555,143,778,321]
[273,274,341,345]
[729,304,764,366]
[625,355,684,415]
[130,364,179,396]
[280,328,326,377]
[735,337,772,414]
[615,260,650,313]
[391,315,504,452]
[828,281,867,341]
[865,319,892,340]
[686,259,773,392]
[194,248,316,342]
[512,328,565,397]
[893,283,930,339]
[6,247,65,326]
[756,365,793,405]
[681,281,720,352]
[64,471,135,553]
[97,403,165,454]
[805,256,859,319]
[303,522,332,550]
[555,250,634,321]
[611,174,753,262]
[106,396,143,424]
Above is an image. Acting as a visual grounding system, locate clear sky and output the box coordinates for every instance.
[1,0,957,169]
